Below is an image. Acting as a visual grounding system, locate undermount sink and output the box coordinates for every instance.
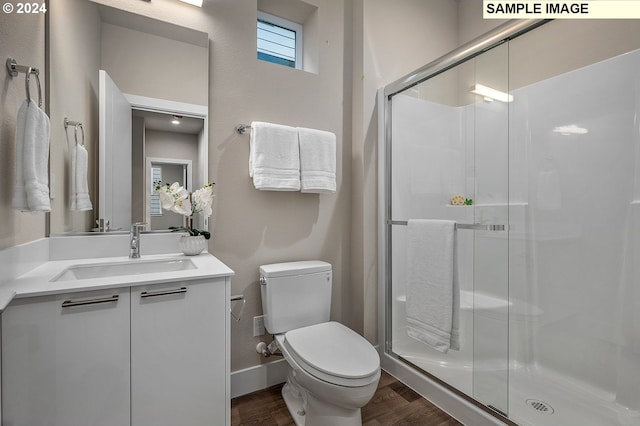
[52,258,197,282]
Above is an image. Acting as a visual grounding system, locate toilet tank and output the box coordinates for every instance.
[260,261,332,334]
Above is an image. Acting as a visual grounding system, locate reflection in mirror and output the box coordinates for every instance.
[49,0,209,235]
[134,110,206,232]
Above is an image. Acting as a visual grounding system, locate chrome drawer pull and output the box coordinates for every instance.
[62,295,119,308]
[140,287,187,298]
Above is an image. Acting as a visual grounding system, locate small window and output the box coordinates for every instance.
[257,11,303,69]
[150,166,163,217]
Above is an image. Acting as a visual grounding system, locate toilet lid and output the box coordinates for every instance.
[283,322,380,386]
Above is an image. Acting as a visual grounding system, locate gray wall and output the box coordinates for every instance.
[0,10,47,249]
[49,0,101,234]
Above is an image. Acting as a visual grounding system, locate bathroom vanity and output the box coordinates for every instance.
[0,251,233,426]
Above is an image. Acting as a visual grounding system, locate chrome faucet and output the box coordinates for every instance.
[130,223,146,259]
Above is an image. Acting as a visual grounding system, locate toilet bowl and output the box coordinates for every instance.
[260,261,381,426]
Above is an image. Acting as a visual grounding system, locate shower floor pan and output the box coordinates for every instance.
[508,366,640,426]
[398,351,639,426]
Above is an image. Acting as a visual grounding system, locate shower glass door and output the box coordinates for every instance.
[387,42,510,414]
[471,43,510,416]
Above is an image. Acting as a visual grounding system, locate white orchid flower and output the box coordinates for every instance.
[155,182,215,239]
[192,184,214,216]
[172,197,192,216]
[157,185,175,209]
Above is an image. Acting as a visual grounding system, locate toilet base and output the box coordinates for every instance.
[282,382,306,426]
[281,375,365,426]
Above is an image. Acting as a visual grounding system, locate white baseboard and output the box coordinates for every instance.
[231,358,289,399]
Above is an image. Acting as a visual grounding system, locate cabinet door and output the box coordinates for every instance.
[130,279,229,426]
[2,288,131,426]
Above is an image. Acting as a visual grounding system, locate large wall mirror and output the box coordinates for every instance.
[48,0,209,235]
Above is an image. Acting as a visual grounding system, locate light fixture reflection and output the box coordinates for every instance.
[178,0,203,7]
[471,84,513,103]
[553,124,588,135]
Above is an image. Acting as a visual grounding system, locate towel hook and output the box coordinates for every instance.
[6,58,42,108]
[25,66,42,108]
[74,123,85,146]
[64,117,84,146]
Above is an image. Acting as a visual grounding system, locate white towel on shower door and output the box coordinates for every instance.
[406,219,460,353]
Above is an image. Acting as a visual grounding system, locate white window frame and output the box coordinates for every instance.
[257,11,303,70]
[150,166,163,217]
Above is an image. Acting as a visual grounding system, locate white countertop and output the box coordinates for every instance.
[0,252,234,310]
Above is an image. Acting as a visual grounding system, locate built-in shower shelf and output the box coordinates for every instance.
[631,200,640,205]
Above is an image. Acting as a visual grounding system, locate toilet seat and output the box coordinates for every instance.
[280,321,380,387]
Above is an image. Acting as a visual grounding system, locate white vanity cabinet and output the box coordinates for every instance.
[130,278,229,426]
[2,274,231,426]
[1,287,132,426]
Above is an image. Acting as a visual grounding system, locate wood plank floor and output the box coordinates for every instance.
[231,370,463,425]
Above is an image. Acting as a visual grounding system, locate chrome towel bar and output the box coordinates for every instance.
[388,220,506,231]
[234,123,252,134]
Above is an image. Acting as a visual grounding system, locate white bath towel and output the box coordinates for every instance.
[298,127,336,193]
[11,101,29,210]
[406,219,460,353]
[249,121,300,191]
[70,144,93,211]
[12,100,51,212]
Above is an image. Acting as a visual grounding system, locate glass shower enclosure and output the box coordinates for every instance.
[379,20,640,426]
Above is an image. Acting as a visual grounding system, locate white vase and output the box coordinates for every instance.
[178,235,207,256]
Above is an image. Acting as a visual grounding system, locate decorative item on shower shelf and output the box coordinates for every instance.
[450,195,473,206]
[155,181,216,255]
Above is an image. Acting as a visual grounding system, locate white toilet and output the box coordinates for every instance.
[260,260,381,426]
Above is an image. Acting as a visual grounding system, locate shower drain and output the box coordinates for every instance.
[526,399,555,415]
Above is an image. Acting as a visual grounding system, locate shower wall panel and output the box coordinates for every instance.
[509,50,640,395]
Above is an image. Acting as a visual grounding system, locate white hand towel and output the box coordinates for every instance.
[249,121,300,191]
[12,101,51,212]
[24,101,51,212]
[298,127,336,193]
[70,144,93,211]
[406,219,460,353]
[11,101,29,210]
